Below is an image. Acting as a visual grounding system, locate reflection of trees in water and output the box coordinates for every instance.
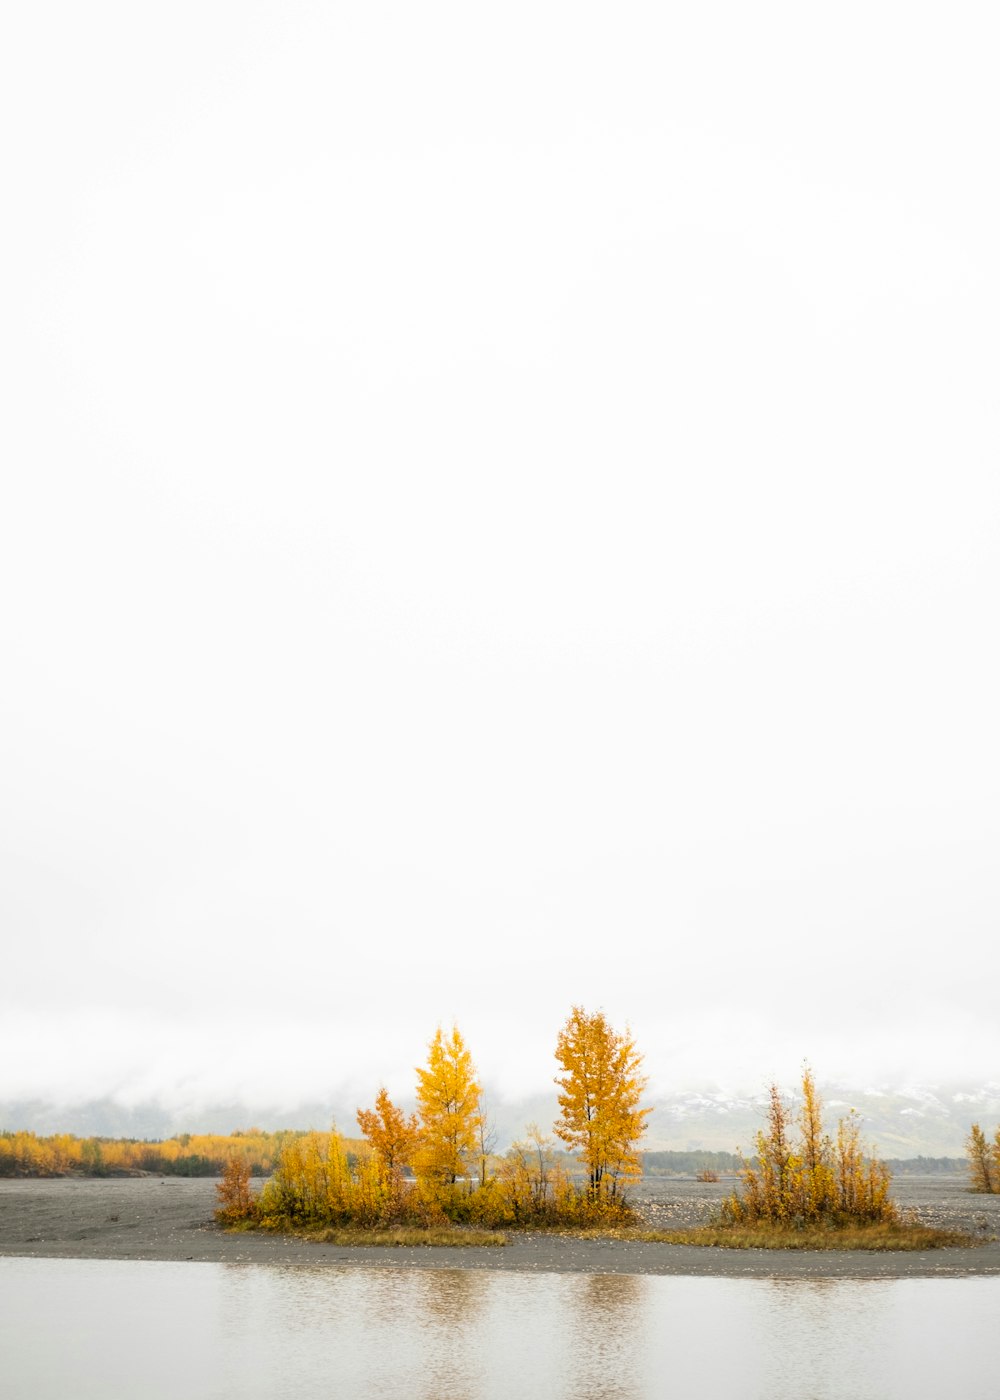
[564,1272,647,1400]
[215,1262,657,1400]
[412,1268,488,1400]
[221,1264,490,1400]
[415,1265,488,1327]
[223,1262,416,1343]
[347,1264,420,1329]
[582,1271,644,1316]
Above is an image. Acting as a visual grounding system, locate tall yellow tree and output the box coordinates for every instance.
[553,1006,650,1203]
[413,1025,482,1189]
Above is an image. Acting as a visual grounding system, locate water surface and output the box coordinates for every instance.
[1,1257,995,1399]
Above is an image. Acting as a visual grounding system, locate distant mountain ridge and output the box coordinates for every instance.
[645,1082,1000,1157]
[4,1080,999,1158]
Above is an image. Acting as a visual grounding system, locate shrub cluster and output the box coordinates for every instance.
[722,1068,896,1227]
[216,1126,635,1231]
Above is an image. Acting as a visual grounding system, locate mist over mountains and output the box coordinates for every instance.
[5,1080,998,1159]
[645,1082,1000,1158]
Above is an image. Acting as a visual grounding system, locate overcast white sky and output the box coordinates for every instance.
[2,1,998,1124]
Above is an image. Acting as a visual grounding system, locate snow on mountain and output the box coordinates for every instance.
[644,1081,1000,1157]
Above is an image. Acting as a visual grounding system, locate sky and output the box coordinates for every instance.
[2,1,998,1131]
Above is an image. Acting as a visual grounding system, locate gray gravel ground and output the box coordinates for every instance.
[2,1175,999,1279]
[633,1174,1000,1237]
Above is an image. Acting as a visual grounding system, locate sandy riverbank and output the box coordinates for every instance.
[2,1176,999,1279]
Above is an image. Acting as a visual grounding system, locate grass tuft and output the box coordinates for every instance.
[641,1221,978,1251]
[292,1224,508,1248]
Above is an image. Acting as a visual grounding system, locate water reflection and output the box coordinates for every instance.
[565,1272,644,1400]
[2,1257,999,1400]
[410,1269,488,1400]
[218,1264,654,1399]
[414,1264,488,1325]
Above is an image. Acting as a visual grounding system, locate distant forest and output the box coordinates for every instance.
[881,1156,966,1176]
[642,1150,743,1175]
[0,1129,343,1179]
[0,1134,968,1180]
[641,1150,965,1177]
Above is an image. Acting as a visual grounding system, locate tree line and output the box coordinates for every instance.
[643,1150,743,1176]
[0,1128,299,1178]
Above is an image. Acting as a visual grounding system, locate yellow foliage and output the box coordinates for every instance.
[966,1123,1000,1194]
[0,1128,304,1178]
[356,1088,418,1179]
[723,1068,896,1228]
[553,1006,650,1204]
[412,1025,482,1192]
[257,1131,358,1225]
[798,1067,837,1218]
[215,1156,256,1224]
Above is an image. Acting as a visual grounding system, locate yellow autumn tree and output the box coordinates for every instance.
[966,1124,998,1194]
[357,1088,419,1178]
[553,1006,650,1205]
[798,1066,837,1218]
[731,1082,797,1223]
[354,1087,419,1222]
[412,1025,482,1193]
[214,1155,256,1224]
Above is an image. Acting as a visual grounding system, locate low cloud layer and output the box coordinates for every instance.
[3,2,997,1132]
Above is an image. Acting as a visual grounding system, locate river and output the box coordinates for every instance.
[1,1256,996,1398]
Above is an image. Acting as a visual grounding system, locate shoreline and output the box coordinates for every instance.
[3,1176,1000,1281]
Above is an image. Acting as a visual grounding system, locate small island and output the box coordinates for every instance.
[211,1013,979,1254]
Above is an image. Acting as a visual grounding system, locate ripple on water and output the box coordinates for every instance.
[1,1256,999,1400]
